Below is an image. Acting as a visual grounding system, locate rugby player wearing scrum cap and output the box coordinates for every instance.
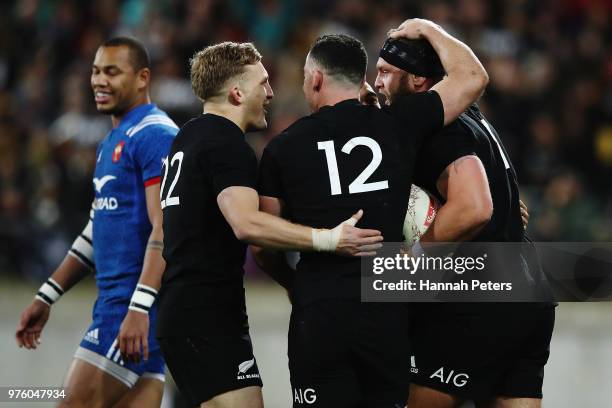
[376,19,554,408]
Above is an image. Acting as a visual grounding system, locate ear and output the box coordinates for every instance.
[228,85,243,106]
[312,70,323,92]
[136,68,150,91]
[411,74,428,90]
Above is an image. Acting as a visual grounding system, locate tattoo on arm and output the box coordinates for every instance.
[147,240,164,251]
[436,156,474,198]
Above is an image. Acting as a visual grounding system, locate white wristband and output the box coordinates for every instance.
[312,213,360,252]
[35,278,64,306]
[128,284,158,314]
[312,229,333,251]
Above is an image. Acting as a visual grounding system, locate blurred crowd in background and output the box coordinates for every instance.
[0,0,610,280]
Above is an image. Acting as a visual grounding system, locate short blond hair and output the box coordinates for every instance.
[190,42,262,101]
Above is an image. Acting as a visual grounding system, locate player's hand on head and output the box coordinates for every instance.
[335,210,384,257]
[519,199,529,230]
[388,18,438,40]
[15,299,50,350]
[118,310,150,364]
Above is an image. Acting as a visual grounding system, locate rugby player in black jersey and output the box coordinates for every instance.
[255,20,488,407]
[374,20,555,408]
[157,42,386,408]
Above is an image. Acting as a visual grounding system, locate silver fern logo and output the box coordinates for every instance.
[237,358,255,375]
[236,358,260,380]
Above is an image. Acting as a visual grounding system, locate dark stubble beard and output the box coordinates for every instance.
[388,73,413,105]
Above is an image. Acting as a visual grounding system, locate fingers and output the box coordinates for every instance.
[356,235,384,245]
[123,336,133,362]
[120,336,133,363]
[346,209,364,226]
[355,251,378,257]
[16,332,24,348]
[120,335,145,363]
[356,229,383,239]
[16,325,26,348]
[143,337,149,361]
[357,243,383,252]
[132,337,141,364]
[26,331,37,350]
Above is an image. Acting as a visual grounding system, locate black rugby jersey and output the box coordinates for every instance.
[158,113,257,334]
[414,104,552,302]
[258,93,443,306]
[414,104,524,242]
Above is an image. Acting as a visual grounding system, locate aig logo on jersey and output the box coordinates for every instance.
[112,140,125,163]
[294,388,317,405]
[430,367,470,388]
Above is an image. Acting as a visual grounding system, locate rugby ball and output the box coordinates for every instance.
[404,185,440,245]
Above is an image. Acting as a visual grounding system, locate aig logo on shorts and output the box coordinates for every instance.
[430,367,469,387]
[294,388,317,404]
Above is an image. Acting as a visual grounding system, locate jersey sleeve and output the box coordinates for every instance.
[205,138,258,196]
[132,126,177,186]
[419,120,478,189]
[257,137,285,199]
[389,90,444,150]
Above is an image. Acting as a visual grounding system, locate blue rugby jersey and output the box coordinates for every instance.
[92,104,178,297]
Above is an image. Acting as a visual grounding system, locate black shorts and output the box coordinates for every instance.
[289,299,411,408]
[409,303,555,401]
[159,332,262,406]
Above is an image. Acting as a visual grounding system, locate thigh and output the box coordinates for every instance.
[202,386,263,408]
[59,358,128,408]
[159,334,262,407]
[288,302,363,408]
[112,376,164,408]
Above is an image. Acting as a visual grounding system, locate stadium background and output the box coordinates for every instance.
[0,0,610,407]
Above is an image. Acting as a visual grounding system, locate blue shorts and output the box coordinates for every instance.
[75,294,165,388]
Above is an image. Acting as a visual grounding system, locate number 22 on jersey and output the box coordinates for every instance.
[318,136,389,196]
[160,151,184,209]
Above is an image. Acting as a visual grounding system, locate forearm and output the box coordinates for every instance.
[47,215,94,293]
[420,203,489,243]
[136,226,165,290]
[238,211,314,251]
[47,254,91,293]
[420,22,487,89]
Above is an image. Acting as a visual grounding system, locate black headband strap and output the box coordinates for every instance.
[379,38,445,78]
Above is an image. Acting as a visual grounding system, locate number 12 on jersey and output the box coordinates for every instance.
[160,151,184,209]
[317,136,389,196]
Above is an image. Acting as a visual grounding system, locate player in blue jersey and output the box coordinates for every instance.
[15,37,177,407]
